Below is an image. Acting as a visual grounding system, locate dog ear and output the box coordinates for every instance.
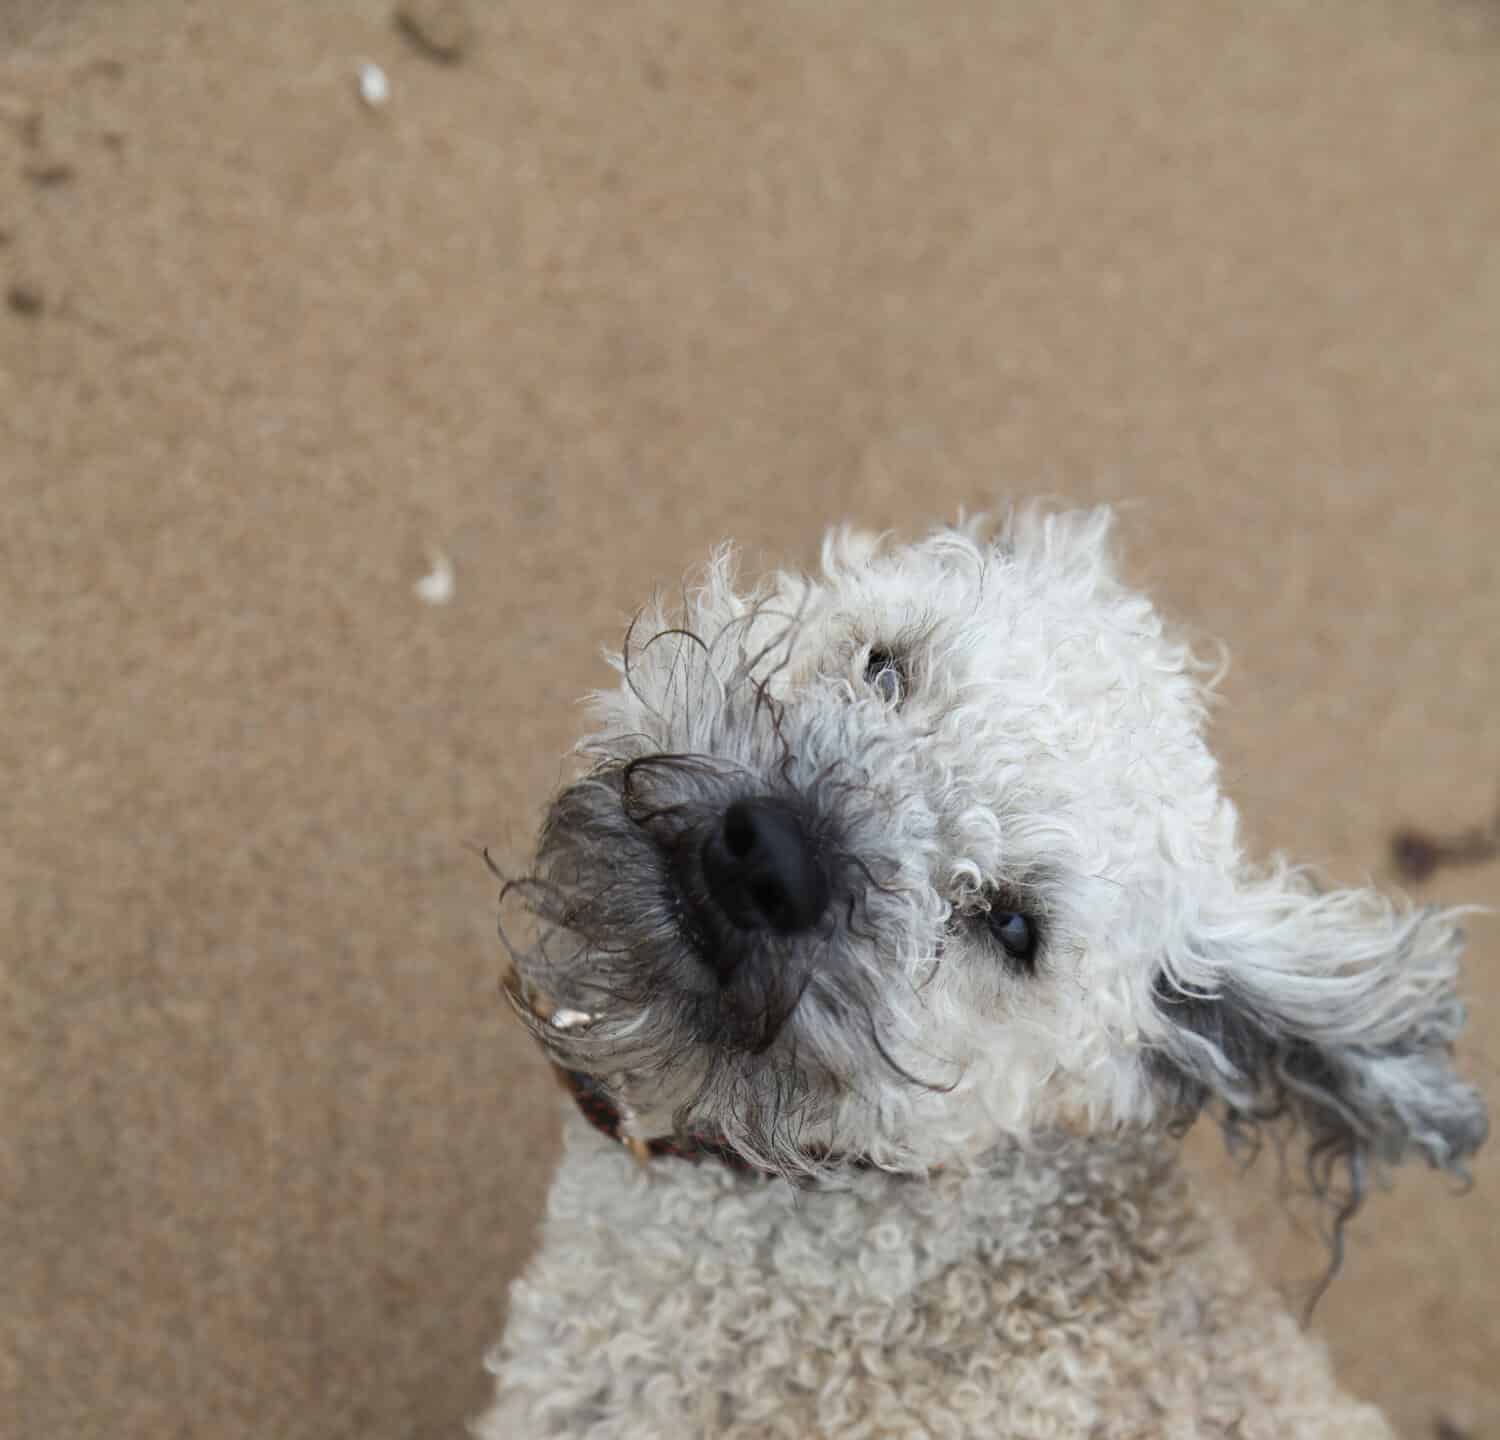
[1150,871,1487,1237]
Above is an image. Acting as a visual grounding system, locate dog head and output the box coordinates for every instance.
[502,507,1486,1213]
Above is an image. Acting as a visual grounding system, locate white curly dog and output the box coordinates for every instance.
[480,508,1486,1439]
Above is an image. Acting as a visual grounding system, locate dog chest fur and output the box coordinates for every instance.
[480,1109,1391,1440]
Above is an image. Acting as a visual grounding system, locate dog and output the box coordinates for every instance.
[478,507,1486,1438]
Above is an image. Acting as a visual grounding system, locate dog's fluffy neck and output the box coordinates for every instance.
[558,1064,945,1179]
[555,1082,1184,1222]
[554,1059,1193,1206]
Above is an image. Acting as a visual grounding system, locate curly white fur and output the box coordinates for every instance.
[479,506,1486,1438]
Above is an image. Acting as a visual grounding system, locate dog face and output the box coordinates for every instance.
[503,508,1485,1199]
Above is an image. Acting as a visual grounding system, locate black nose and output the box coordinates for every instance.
[700,798,829,936]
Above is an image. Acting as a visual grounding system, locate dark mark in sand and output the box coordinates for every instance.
[394,0,472,64]
[1391,799,1500,883]
[7,282,44,316]
[23,161,75,187]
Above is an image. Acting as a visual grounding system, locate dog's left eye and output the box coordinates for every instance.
[864,649,905,705]
[986,909,1039,969]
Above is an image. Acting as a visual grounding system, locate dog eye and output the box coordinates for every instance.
[986,909,1038,970]
[863,649,905,705]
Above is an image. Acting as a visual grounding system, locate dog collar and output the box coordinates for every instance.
[556,1066,912,1178]
[557,1066,765,1172]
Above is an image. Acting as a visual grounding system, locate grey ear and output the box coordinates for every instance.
[1150,876,1487,1283]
